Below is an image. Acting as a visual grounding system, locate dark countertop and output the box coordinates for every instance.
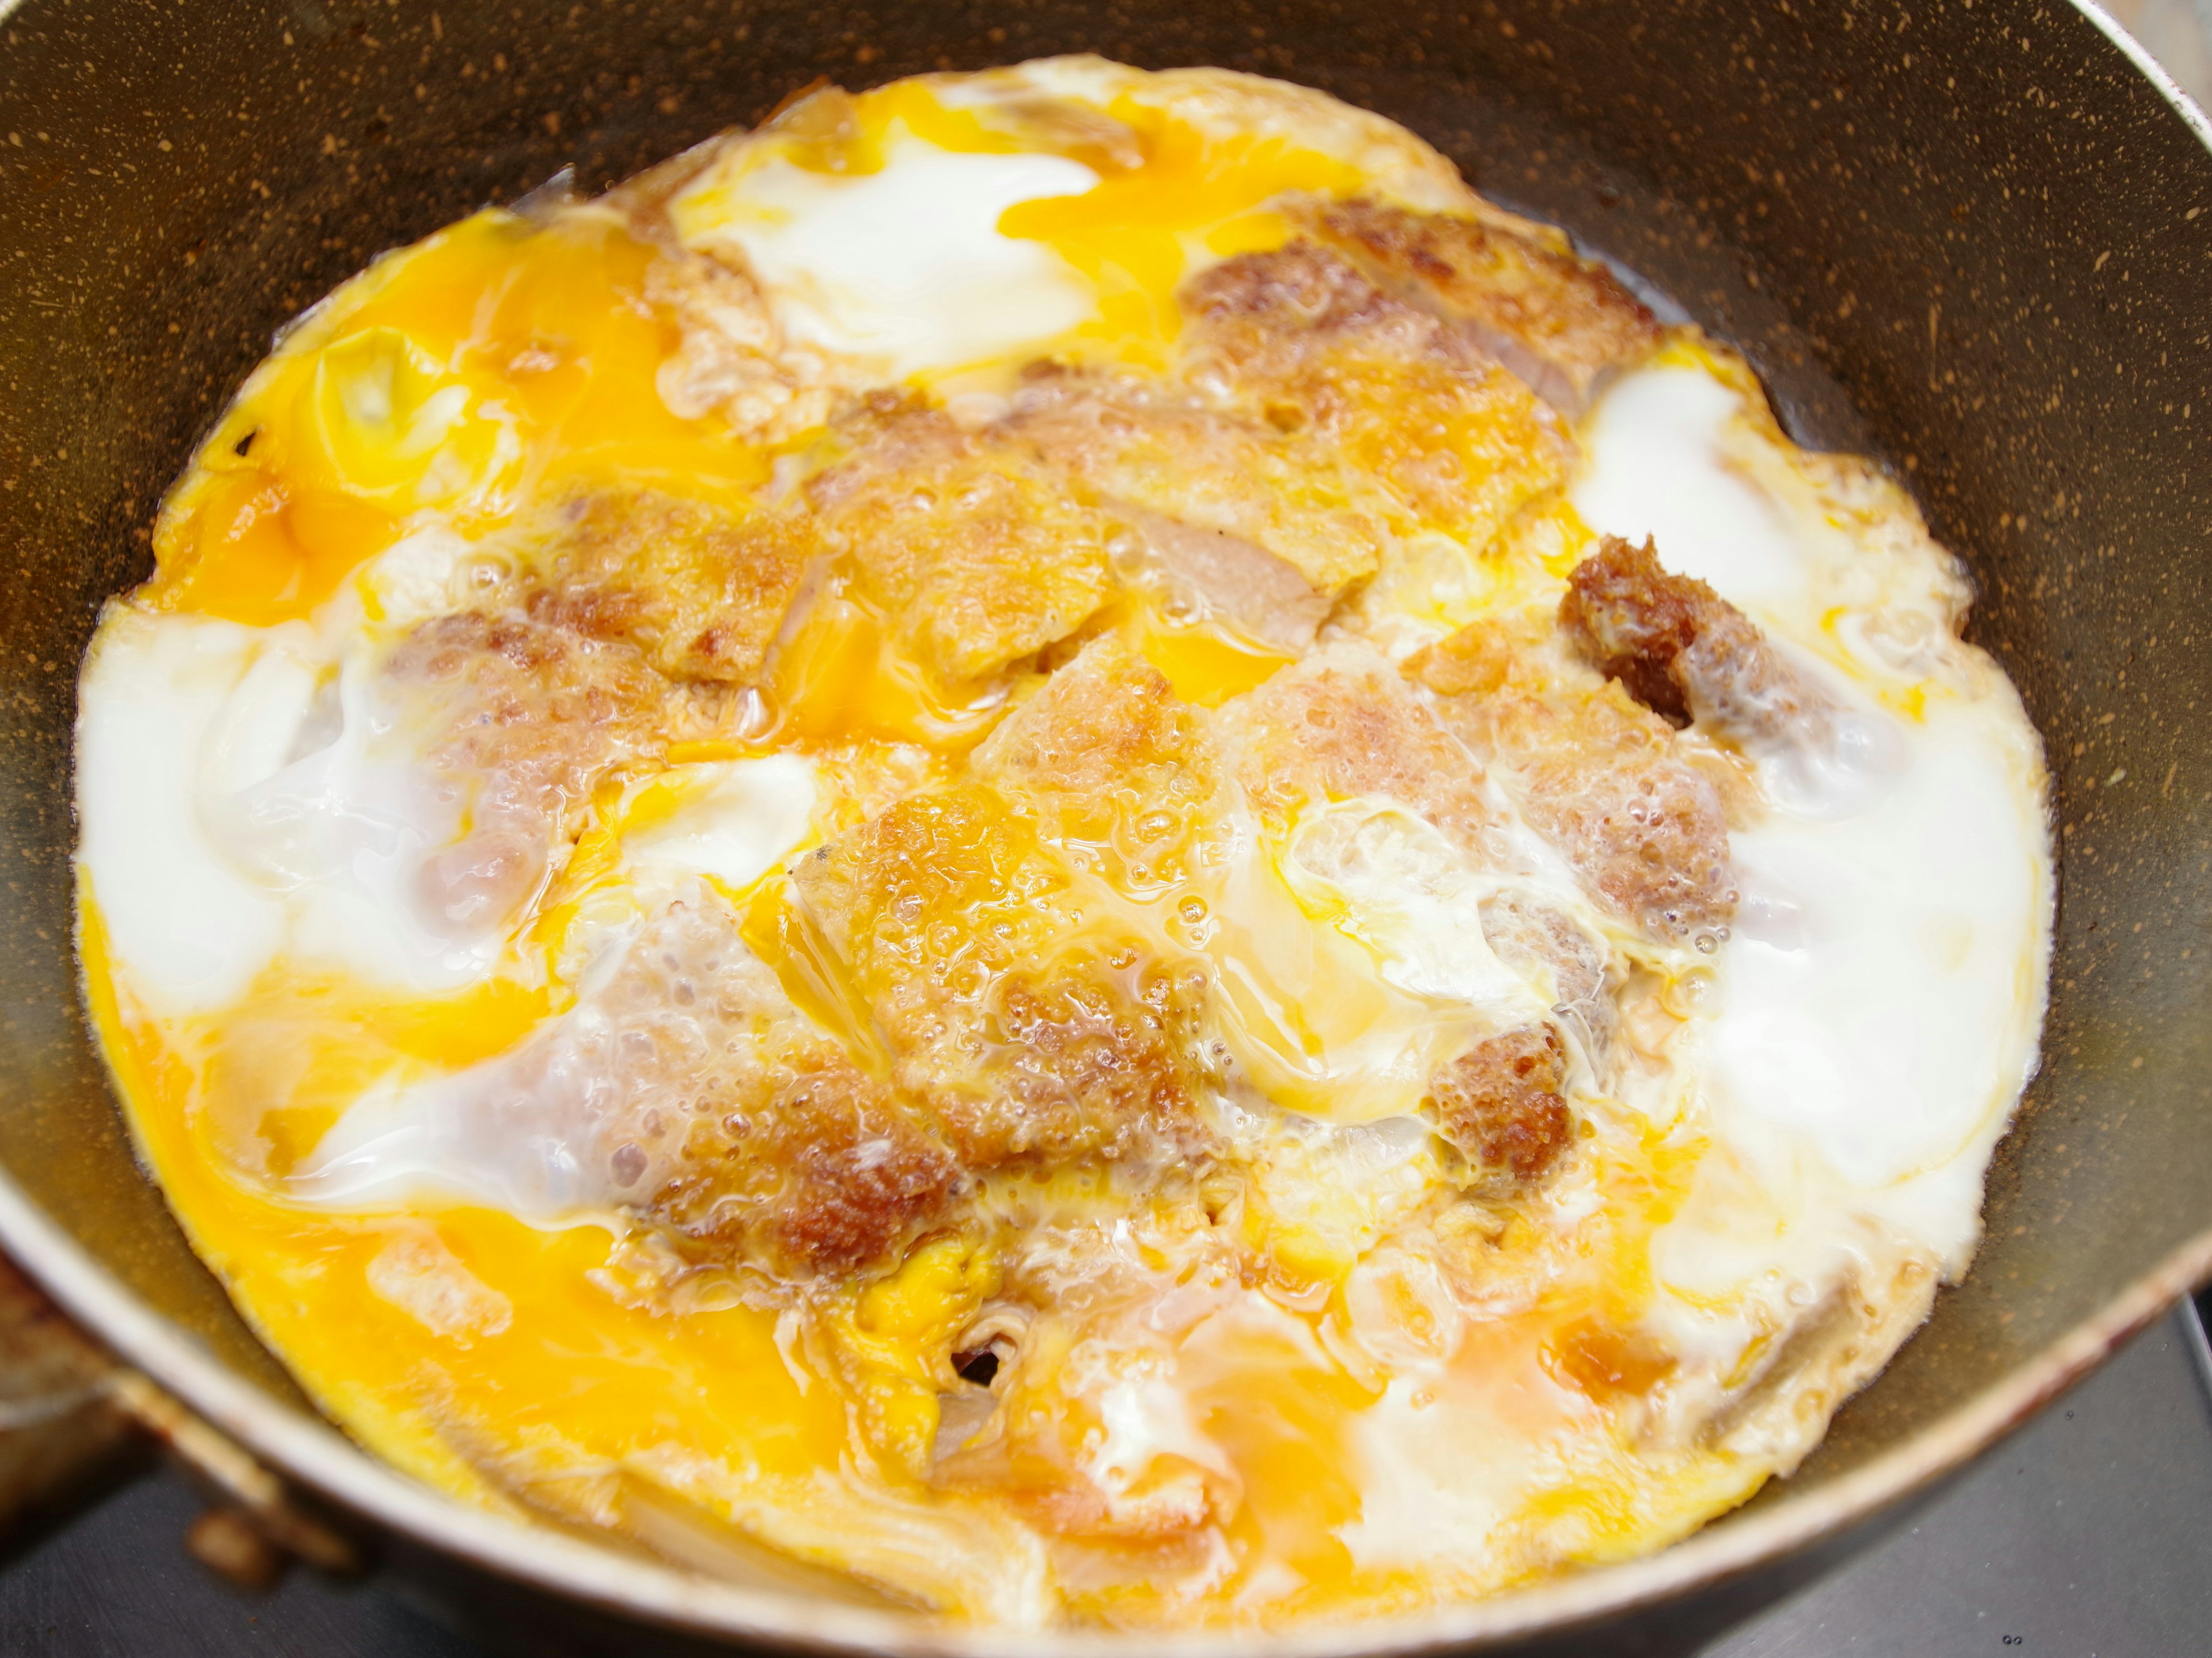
[6,1302,2212,1657]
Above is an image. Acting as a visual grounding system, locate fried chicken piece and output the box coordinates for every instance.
[1218,646,1503,866]
[806,396,1117,685]
[1560,534,1837,747]
[1429,1023,1573,1187]
[971,636,1224,894]
[521,484,819,685]
[1179,242,1570,548]
[1410,615,1738,944]
[791,786,1215,1173]
[383,609,668,934]
[997,367,1384,642]
[1297,196,1662,416]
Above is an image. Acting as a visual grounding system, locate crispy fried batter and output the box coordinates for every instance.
[999,367,1385,608]
[1179,242,1570,547]
[1429,1023,1573,1186]
[649,1052,963,1277]
[1479,891,1618,1064]
[1219,647,1503,865]
[1410,616,1738,943]
[645,245,845,442]
[806,396,1117,684]
[791,785,1215,1172]
[1562,534,1835,747]
[967,955,1214,1168]
[384,609,668,931]
[522,484,817,685]
[487,894,961,1277]
[1298,196,1662,415]
[972,637,1224,894]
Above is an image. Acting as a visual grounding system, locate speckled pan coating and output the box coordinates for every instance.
[1,2,2209,1653]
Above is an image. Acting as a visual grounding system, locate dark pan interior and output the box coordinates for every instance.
[3,0,2211,1631]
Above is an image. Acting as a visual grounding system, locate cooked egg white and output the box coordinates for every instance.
[675,135,1102,379]
[73,58,2050,1630]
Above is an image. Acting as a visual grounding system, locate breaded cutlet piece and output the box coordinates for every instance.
[1561,534,1839,750]
[1478,889,1619,1066]
[997,367,1384,639]
[1296,196,1662,417]
[970,636,1224,896]
[462,893,963,1278]
[1410,613,1739,944]
[1216,646,1504,867]
[384,608,669,932]
[791,786,1215,1174]
[642,245,844,443]
[1428,1022,1573,1190]
[1179,241,1570,550]
[807,395,1117,685]
[522,484,819,685]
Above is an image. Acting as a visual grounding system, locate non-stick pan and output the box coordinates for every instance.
[2,1,2210,1652]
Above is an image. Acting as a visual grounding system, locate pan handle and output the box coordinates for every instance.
[0,1251,358,1587]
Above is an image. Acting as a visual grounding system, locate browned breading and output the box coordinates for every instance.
[1218,649,1503,865]
[971,637,1223,894]
[997,367,1385,620]
[959,954,1213,1168]
[1561,534,1836,748]
[521,484,818,685]
[384,609,668,932]
[642,246,841,442]
[1479,891,1618,1064]
[1429,1022,1573,1186]
[647,1050,963,1276]
[1410,617,1738,943]
[806,396,1117,685]
[790,785,1215,1174]
[480,894,961,1278]
[1178,241,1570,548]
[1297,196,1662,415]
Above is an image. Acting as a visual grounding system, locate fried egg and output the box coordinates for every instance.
[73,57,2051,1629]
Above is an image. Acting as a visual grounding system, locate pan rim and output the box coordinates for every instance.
[6,0,2212,1646]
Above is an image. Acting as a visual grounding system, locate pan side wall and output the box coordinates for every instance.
[0,0,2207,1573]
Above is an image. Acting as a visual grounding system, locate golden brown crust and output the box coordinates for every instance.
[522,484,818,685]
[1429,1023,1573,1186]
[642,245,844,442]
[791,786,1215,1173]
[806,396,1118,685]
[971,637,1223,894]
[1219,650,1503,865]
[384,609,668,931]
[652,1056,964,1276]
[1298,196,1662,415]
[449,894,961,1279]
[1410,617,1738,942]
[1179,242,1570,548]
[1478,892,1618,1064]
[1562,534,1835,749]
[998,366,1385,604]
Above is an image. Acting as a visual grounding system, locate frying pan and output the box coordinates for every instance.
[2,1,2210,1652]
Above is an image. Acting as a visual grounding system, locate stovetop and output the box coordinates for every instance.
[6,1300,2212,1657]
